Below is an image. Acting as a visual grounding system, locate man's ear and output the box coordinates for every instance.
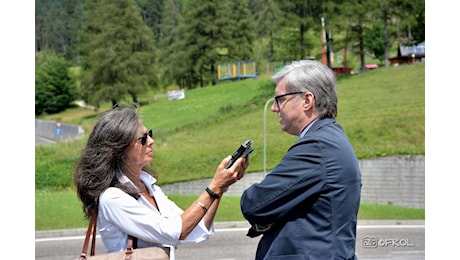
[303,92,315,110]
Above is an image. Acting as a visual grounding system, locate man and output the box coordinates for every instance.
[240,60,362,259]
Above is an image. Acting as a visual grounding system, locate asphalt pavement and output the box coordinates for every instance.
[35,133,426,258]
[35,220,424,239]
[36,220,425,260]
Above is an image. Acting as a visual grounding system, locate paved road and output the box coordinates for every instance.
[35,132,425,259]
[35,220,424,260]
[35,135,56,146]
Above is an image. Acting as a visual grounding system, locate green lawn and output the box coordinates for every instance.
[35,190,424,231]
[35,63,425,230]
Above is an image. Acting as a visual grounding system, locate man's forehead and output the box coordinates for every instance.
[275,78,287,94]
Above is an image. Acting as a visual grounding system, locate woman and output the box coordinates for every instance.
[73,104,249,259]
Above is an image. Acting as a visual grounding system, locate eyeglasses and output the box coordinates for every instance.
[273,92,304,107]
[137,129,153,145]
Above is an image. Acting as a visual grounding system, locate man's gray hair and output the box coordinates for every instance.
[272,60,338,118]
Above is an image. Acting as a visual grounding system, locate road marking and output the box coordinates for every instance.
[35,225,424,242]
[358,225,425,229]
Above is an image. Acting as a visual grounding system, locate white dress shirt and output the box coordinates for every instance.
[98,171,214,259]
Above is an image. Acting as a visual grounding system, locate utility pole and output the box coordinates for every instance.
[321,17,328,66]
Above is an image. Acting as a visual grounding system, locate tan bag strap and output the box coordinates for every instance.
[79,210,136,259]
[79,210,97,259]
[125,235,134,260]
[90,211,97,256]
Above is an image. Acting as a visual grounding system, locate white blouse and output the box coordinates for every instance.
[98,171,214,260]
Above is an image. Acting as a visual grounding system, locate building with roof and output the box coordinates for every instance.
[389,41,425,66]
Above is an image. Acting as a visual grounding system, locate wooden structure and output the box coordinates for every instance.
[389,42,425,66]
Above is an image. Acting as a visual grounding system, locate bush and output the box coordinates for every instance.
[35,51,79,116]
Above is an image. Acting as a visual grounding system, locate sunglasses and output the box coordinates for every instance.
[137,129,153,145]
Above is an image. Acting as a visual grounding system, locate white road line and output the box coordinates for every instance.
[358,225,425,229]
[35,225,424,243]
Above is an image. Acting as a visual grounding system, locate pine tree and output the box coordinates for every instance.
[79,0,158,107]
[158,0,185,88]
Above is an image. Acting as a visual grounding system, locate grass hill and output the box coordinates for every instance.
[35,62,425,230]
[36,62,424,188]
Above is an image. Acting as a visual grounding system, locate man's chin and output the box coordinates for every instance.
[280,125,287,132]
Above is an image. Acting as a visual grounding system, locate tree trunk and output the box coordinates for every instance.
[383,9,389,67]
[358,15,365,71]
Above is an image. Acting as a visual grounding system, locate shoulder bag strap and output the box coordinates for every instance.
[90,211,98,256]
[79,210,98,259]
[79,210,137,260]
[125,235,134,260]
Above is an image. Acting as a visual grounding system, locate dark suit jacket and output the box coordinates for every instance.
[240,118,362,260]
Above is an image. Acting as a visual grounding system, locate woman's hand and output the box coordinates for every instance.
[179,155,249,237]
[208,155,249,195]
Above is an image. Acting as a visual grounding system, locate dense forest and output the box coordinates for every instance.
[35,0,424,113]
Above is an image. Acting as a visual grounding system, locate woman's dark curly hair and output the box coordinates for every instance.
[73,104,149,219]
